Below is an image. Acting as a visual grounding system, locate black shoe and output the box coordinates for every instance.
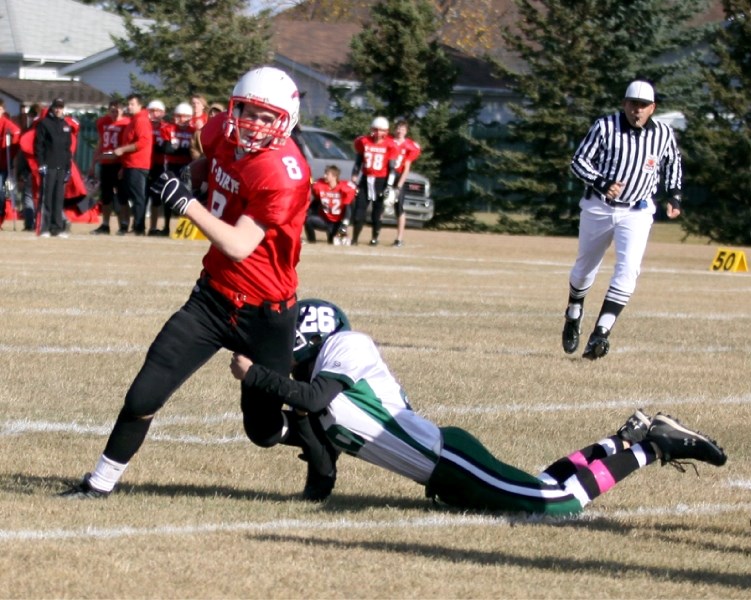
[90,224,110,235]
[147,228,161,237]
[133,229,146,236]
[59,473,110,499]
[617,409,652,443]
[116,226,128,236]
[160,228,170,237]
[369,239,379,246]
[582,326,610,360]
[392,240,404,247]
[302,464,336,502]
[562,314,582,354]
[646,413,727,467]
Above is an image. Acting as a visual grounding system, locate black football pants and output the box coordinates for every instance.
[103,280,297,463]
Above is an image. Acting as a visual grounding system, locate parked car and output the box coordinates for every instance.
[293,125,434,228]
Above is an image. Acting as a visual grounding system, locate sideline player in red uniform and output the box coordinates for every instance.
[0,99,21,229]
[350,116,397,246]
[155,102,195,236]
[90,100,131,235]
[61,66,336,502]
[305,164,356,244]
[146,99,172,236]
[389,119,422,247]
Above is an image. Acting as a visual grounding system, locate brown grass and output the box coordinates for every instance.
[1,222,749,599]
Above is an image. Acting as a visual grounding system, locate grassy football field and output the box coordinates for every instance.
[1,221,750,599]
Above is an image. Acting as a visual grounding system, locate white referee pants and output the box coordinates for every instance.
[569,198,655,298]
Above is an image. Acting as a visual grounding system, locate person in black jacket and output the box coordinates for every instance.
[34,98,72,237]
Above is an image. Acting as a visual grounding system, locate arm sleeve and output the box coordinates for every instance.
[570,119,613,195]
[243,364,344,413]
[352,153,363,179]
[663,129,682,196]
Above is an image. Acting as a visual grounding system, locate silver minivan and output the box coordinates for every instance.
[293,125,434,228]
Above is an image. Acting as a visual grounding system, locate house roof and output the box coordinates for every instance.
[272,18,507,90]
[0,0,147,62]
[272,20,361,82]
[0,76,110,109]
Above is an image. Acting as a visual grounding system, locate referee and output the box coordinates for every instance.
[562,80,683,360]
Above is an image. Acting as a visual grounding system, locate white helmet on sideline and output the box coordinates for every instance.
[174,102,193,116]
[371,116,389,131]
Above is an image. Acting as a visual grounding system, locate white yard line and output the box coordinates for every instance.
[3,394,750,441]
[1,502,749,543]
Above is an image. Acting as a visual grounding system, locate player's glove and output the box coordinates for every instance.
[150,172,196,215]
[382,186,396,217]
[38,164,47,176]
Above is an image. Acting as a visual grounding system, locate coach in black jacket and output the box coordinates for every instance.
[34,98,72,237]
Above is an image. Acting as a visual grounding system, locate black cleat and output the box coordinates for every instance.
[582,326,610,360]
[646,413,727,467]
[369,239,379,246]
[59,473,110,499]
[90,224,110,235]
[617,409,652,443]
[562,314,582,354]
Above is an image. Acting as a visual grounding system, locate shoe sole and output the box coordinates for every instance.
[582,339,609,360]
[618,409,651,443]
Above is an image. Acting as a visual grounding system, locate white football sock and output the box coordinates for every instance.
[88,455,128,493]
[566,304,582,320]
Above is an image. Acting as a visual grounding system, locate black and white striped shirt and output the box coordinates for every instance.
[571,112,682,204]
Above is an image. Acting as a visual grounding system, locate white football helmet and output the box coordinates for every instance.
[174,102,193,116]
[224,66,300,152]
[371,116,389,131]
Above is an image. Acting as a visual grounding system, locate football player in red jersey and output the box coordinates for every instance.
[62,67,338,502]
[389,119,422,247]
[146,99,172,236]
[350,116,398,246]
[305,164,356,244]
[89,100,131,235]
[0,99,21,229]
[157,102,196,236]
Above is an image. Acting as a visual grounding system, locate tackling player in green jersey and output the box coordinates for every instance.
[232,298,727,513]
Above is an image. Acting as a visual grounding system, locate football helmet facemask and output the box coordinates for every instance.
[293,299,351,367]
[224,66,300,152]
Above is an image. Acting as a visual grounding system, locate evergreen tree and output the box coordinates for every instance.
[492,0,710,235]
[112,0,272,106]
[681,1,751,244]
[349,0,456,119]
[323,0,490,225]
